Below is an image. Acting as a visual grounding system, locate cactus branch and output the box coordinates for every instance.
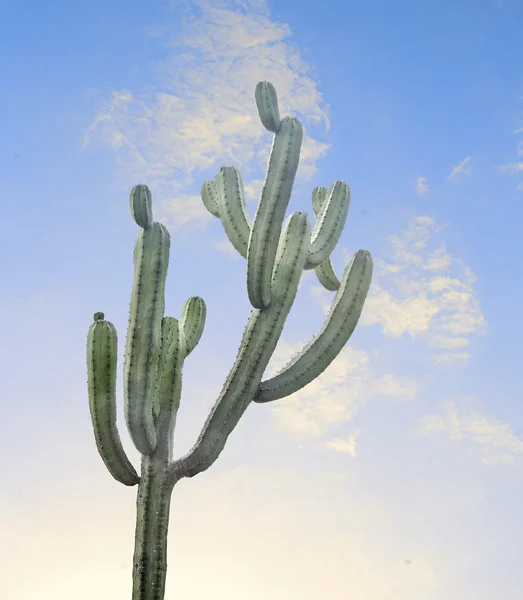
[305,180,351,269]
[247,115,304,309]
[87,313,139,486]
[180,296,206,357]
[254,249,373,403]
[215,166,252,258]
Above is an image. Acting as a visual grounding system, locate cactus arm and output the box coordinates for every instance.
[201,179,220,217]
[255,80,281,133]
[180,296,206,357]
[86,313,139,486]
[215,166,252,258]
[312,185,328,216]
[305,180,351,269]
[246,114,304,310]
[124,214,171,456]
[130,184,154,229]
[171,211,311,480]
[315,259,341,291]
[153,317,186,458]
[309,185,341,291]
[253,249,373,403]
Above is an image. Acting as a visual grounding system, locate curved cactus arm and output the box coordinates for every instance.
[170,211,311,480]
[215,166,252,258]
[201,179,220,217]
[305,180,351,269]
[247,115,304,309]
[310,185,341,291]
[253,249,373,404]
[255,81,281,133]
[180,296,206,357]
[87,313,139,486]
[152,317,186,460]
[124,220,171,456]
[315,259,341,291]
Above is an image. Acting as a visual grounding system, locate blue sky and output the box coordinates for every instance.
[2,0,523,598]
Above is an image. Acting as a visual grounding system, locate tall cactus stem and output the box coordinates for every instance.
[124,222,171,456]
[246,115,304,309]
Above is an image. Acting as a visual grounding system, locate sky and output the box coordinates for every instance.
[1,0,523,598]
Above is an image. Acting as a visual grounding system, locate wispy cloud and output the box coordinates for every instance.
[415,177,429,197]
[324,429,360,455]
[415,400,523,466]
[262,342,417,441]
[446,156,471,179]
[357,215,487,365]
[497,162,523,174]
[496,125,523,190]
[81,0,331,229]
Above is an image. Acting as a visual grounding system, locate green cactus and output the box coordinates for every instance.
[86,81,373,600]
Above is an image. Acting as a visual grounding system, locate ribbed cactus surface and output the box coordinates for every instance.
[86,81,373,600]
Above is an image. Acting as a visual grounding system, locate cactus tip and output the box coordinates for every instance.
[94,312,105,321]
[130,184,154,228]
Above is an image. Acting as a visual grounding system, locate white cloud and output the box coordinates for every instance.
[324,429,360,455]
[354,215,486,365]
[81,0,331,230]
[496,125,523,190]
[415,400,523,466]
[415,177,429,197]
[262,343,417,439]
[497,161,523,176]
[446,156,471,179]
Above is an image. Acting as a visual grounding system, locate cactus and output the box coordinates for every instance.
[86,81,373,600]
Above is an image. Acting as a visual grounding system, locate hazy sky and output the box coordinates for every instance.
[2,0,523,598]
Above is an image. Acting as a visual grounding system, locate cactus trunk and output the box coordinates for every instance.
[132,454,176,600]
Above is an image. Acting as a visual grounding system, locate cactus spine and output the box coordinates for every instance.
[86,81,373,600]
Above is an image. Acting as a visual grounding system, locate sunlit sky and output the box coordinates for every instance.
[2,0,523,598]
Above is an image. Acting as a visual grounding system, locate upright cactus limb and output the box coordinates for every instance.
[305,180,351,269]
[247,115,304,309]
[86,80,373,600]
[200,179,220,217]
[214,166,252,258]
[200,167,252,259]
[180,296,206,357]
[87,313,139,486]
[124,207,171,456]
[311,185,341,291]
